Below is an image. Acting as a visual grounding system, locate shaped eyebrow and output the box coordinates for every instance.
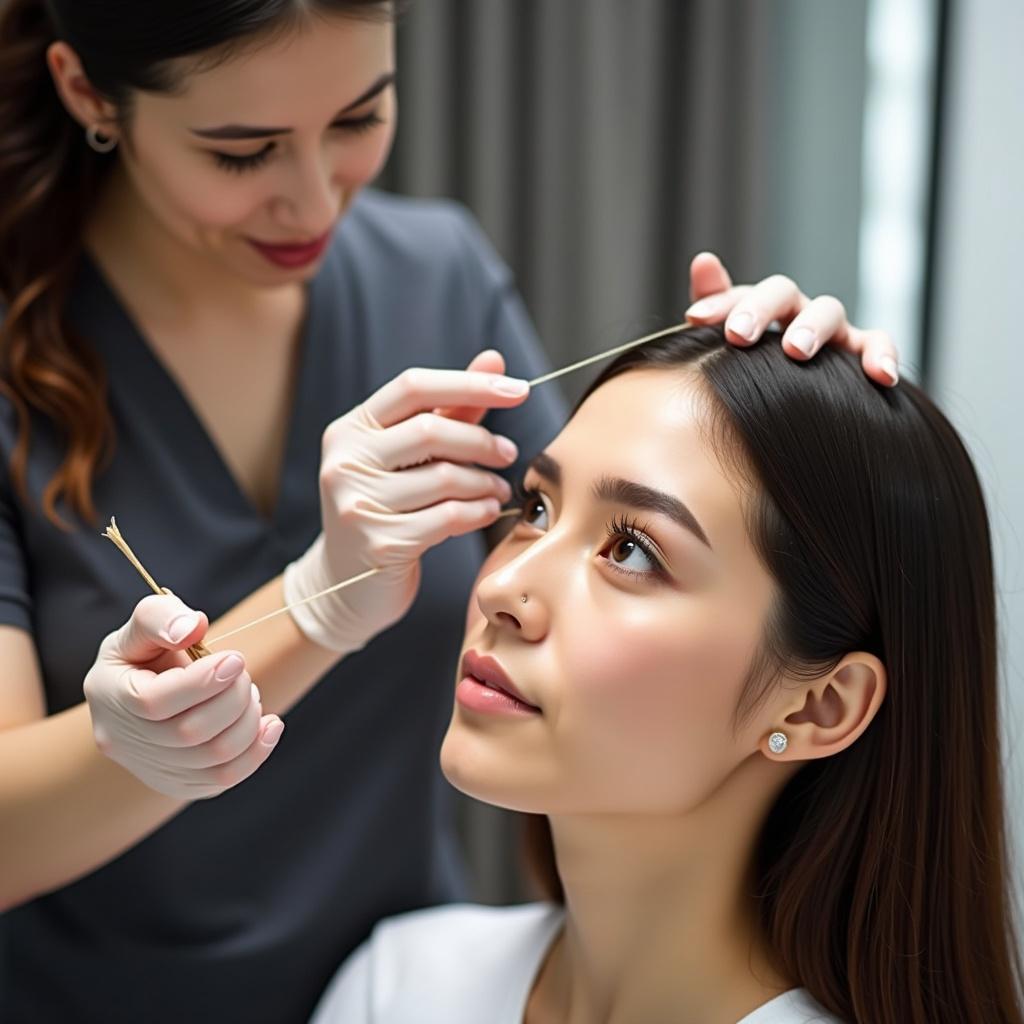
[528,451,562,487]
[189,71,395,140]
[526,451,712,550]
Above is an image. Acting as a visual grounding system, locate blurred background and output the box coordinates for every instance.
[377,0,1024,912]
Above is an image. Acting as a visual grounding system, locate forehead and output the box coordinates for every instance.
[141,15,393,123]
[548,369,750,551]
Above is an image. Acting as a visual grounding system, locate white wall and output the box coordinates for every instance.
[929,0,1024,911]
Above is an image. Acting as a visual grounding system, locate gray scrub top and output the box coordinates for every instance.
[0,189,568,1024]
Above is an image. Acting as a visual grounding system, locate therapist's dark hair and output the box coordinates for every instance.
[0,0,399,529]
[522,325,1024,1024]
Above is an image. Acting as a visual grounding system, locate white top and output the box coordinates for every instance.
[309,902,844,1023]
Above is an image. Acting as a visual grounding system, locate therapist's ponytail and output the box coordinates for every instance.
[0,0,398,530]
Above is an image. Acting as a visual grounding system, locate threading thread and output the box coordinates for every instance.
[108,322,691,650]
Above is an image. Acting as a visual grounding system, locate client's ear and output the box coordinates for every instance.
[766,653,887,760]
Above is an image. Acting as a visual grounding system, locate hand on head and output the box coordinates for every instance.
[685,251,900,386]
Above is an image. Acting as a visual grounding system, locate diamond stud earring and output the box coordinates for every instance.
[767,731,788,754]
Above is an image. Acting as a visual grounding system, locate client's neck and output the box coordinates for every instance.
[529,752,798,1024]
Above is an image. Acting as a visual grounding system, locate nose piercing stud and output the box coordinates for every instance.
[768,731,788,754]
[520,593,528,604]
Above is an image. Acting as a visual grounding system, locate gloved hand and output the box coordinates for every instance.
[284,350,529,653]
[83,592,284,799]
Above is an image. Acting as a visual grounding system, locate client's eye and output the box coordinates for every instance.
[512,482,549,530]
[600,514,666,581]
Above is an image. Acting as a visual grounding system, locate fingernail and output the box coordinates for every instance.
[728,311,756,341]
[261,719,285,746]
[787,326,816,357]
[686,298,715,318]
[164,611,200,643]
[496,477,512,500]
[495,436,518,462]
[250,683,260,703]
[492,376,530,397]
[214,653,244,682]
[879,355,899,384]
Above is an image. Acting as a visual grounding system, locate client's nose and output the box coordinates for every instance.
[476,564,549,642]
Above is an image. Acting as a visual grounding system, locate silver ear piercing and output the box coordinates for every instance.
[767,731,788,754]
[86,124,118,153]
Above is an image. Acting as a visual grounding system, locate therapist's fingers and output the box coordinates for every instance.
[684,284,753,324]
[687,251,733,304]
[383,461,512,513]
[722,274,808,345]
[847,327,901,386]
[154,684,267,769]
[121,650,250,722]
[367,497,506,564]
[144,672,256,748]
[362,366,530,430]
[779,294,849,359]
[780,299,900,385]
[107,593,209,667]
[681,260,901,387]
[184,714,284,797]
[435,349,509,424]
[373,414,519,472]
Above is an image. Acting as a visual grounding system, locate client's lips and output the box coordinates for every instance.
[460,650,541,711]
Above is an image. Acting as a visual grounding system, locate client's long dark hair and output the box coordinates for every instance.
[522,324,1024,1024]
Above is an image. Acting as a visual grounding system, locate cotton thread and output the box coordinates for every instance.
[102,517,211,661]
[108,322,692,649]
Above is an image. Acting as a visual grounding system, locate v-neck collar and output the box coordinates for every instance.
[75,248,326,535]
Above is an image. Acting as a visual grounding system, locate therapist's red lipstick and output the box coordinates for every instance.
[247,229,331,268]
[457,650,542,717]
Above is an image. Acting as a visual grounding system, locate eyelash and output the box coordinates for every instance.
[211,111,385,173]
[511,481,668,582]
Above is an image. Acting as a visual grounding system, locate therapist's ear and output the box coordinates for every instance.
[763,652,886,760]
[46,41,119,134]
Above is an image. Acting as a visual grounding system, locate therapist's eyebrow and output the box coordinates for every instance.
[527,452,712,550]
[189,71,396,140]
[594,476,712,549]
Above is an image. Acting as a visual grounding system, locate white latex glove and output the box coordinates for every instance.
[83,592,284,800]
[284,350,529,652]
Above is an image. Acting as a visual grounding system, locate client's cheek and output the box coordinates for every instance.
[572,637,682,730]
[569,619,744,756]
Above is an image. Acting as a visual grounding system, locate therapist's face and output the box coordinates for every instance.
[441,369,780,815]
[78,14,395,286]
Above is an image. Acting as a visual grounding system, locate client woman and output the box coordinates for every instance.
[310,325,1024,1023]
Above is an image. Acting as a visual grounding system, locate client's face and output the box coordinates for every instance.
[440,368,779,815]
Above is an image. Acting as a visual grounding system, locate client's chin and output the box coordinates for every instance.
[439,714,554,815]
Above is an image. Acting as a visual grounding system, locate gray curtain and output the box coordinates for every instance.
[378,0,870,902]
[380,0,783,406]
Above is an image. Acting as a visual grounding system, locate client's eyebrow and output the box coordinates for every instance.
[529,451,562,486]
[189,71,396,140]
[526,452,712,550]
